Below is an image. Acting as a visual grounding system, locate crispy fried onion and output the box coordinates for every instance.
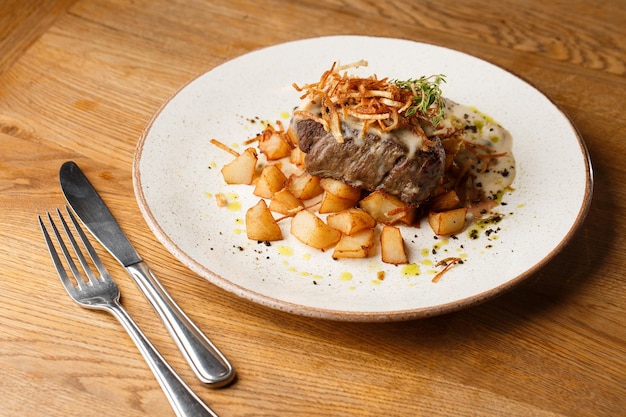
[293,61,442,143]
[432,257,463,283]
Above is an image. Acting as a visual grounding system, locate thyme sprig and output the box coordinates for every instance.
[392,74,447,126]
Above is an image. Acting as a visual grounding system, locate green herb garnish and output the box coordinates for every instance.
[392,74,447,126]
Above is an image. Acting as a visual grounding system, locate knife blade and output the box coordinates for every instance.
[60,161,235,387]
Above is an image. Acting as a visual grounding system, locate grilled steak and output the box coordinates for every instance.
[292,116,446,205]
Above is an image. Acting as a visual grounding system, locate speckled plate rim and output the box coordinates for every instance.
[132,35,593,322]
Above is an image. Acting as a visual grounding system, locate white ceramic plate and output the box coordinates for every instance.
[133,36,592,322]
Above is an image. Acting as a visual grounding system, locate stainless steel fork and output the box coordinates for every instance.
[39,207,219,417]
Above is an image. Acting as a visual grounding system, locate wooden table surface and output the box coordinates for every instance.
[1,1,624,416]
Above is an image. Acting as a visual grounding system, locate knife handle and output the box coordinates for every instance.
[126,261,235,387]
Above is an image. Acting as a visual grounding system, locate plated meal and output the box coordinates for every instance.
[133,36,592,321]
[213,60,516,277]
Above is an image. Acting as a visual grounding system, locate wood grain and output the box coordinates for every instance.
[0,1,624,416]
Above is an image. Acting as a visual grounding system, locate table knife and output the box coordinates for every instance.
[59,161,235,387]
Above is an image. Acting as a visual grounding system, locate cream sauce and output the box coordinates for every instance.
[440,99,516,199]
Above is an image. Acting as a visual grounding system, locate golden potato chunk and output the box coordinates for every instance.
[428,207,467,236]
[317,178,361,214]
[290,210,341,250]
[290,146,307,169]
[430,190,461,212]
[380,225,409,265]
[287,172,324,200]
[221,148,258,185]
[258,127,292,160]
[245,199,283,241]
[319,178,361,201]
[269,188,304,215]
[253,164,287,199]
[326,208,376,236]
[332,229,375,259]
[359,190,416,225]
[318,191,358,214]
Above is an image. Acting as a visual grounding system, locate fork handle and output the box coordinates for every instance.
[126,261,235,386]
[107,300,219,417]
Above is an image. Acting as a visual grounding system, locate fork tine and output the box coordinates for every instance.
[39,213,83,294]
[63,206,111,281]
[54,208,100,286]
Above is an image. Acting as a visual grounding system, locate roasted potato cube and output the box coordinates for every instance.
[318,191,358,214]
[326,208,376,235]
[430,190,461,212]
[269,188,304,215]
[332,229,375,259]
[253,164,287,199]
[317,178,361,213]
[380,225,409,265]
[359,190,416,225]
[258,127,292,160]
[287,172,324,200]
[290,146,307,169]
[319,178,361,201]
[285,127,299,146]
[221,148,257,185]
[428,207,468,236]
[290,210,341,250]
[246,199,283,241]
